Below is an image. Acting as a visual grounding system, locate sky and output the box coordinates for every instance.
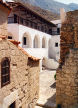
[55,0,78,4]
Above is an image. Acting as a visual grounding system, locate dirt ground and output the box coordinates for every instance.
[35,69,56,108]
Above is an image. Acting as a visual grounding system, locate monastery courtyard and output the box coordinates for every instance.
[35,69,56,108]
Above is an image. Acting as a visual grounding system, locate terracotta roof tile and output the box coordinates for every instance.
[9,40,40,61]
[9,39,20,46]
[18,46,40,61]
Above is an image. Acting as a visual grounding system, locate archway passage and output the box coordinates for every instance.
[34,36,39,48]
[23,33,31,48]
[42,37,46,48]
[9,101,16,108]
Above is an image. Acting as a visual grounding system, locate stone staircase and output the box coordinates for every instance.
[35,99,56,108]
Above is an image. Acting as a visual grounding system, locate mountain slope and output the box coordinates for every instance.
[68,3,78,10]
[6,0,78,21]
[23,3,60,20]
[9,0,60,20]
[9,0,78,14]
[24,0,72,14]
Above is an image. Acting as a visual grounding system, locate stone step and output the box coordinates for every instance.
[35,105,44,108]
[36,99,56,108]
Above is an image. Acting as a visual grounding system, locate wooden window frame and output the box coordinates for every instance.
[1,57,10,88]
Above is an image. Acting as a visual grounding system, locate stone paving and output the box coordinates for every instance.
[36,69,56,108]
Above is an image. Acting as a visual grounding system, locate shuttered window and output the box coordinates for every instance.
[1,58,10,87]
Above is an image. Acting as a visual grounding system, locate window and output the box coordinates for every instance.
[23,37,26,45]
[8,36,12,39]
[14,14,18,23]
[30,22,33,28]
[49,29,52,35]
[57,28,60,34]
[55,42,58,47]
[20,17,23,24]
[26,21,29,26]
[1,58,10,87]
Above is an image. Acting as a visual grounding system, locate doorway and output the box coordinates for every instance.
[9,101,16,108]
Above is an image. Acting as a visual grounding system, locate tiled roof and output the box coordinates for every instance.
[9,39,20,46]
[18,46,40,61]
[9,40,40,61]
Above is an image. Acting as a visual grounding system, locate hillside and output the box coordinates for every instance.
[14,0,78,14]
[6,0,78,20]
[23,3,60,21]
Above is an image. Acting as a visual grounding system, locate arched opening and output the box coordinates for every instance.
[34,36,39,48]
[48,39,52,58]
[42,37,46,48]
[22,32,31,48]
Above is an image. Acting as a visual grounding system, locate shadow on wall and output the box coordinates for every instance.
[34,35,40,48]
[42,37,46,48]
[50,82,56,89]
[41,93,56,108]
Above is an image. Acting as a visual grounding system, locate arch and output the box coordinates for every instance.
[1,57,10,87]
[33,35,40,48]
[48,38,52,58]
[22,32,31,48]
[42,37,46,48]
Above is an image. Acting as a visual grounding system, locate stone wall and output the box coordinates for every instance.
[60,10,78,66]
[0,39,39,108]
[0,4,9,37]
[56,49,78,108]
[56,10,78,108]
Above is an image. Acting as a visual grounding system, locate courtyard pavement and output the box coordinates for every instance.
[35,69,56,108]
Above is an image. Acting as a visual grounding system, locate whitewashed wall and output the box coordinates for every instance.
[8,24,60,69]
[49,35,60,60]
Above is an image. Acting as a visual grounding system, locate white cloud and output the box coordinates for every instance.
[54,0,78,4]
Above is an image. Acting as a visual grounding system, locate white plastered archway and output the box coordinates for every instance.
[48,38,52,58]
[42,37,47,48]
[33,35,40,48]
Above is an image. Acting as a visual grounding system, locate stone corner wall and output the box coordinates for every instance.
[0,5,8,37]
[0,39,40,108]
[56,10,78,108]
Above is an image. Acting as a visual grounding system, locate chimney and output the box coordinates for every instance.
[60,8,66,23]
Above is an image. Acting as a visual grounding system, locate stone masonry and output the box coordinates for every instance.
[0,1,10,37]
[56,10,78,108]
[0,39,40,108]
[0,1,40,108]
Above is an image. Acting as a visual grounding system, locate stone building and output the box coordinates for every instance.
[56,10,78,108]
[0,1,40,108]
[6,1,60,70]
